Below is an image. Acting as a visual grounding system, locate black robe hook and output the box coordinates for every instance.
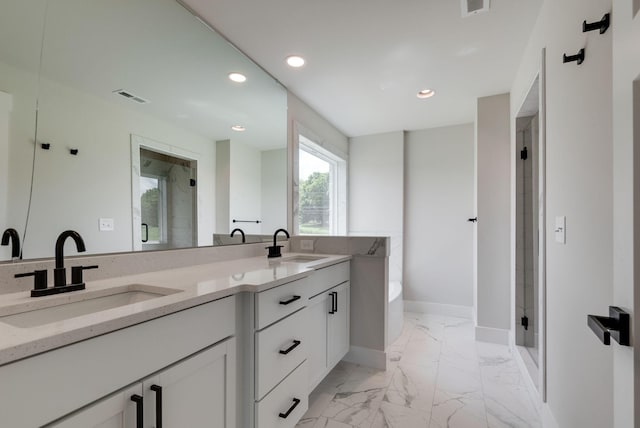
[583,13,610,34]
[563,48,585,65]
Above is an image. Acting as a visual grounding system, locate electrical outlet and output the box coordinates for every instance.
[99,218,114,231]
[300,239,314,251]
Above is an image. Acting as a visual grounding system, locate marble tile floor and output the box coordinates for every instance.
[296,312,541,428]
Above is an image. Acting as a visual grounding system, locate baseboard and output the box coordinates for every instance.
[542,403,560,428]
[343,345,387,370]
[475,325,510,345]
[404,300,472,319]
[511,343,542,413]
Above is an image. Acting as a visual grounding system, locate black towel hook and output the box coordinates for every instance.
[583,13,610,34]
[563,48,585,65]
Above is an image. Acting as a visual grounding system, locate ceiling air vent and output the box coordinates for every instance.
[461,0,490,17]
[112,89,149,104]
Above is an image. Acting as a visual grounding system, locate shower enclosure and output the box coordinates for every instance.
[516,113,539,366]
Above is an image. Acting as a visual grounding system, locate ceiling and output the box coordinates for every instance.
[181,0,542,137]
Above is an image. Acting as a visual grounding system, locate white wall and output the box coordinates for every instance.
[348,131,404,283]
[21,73,215,259]
[404,124,474,308]
[611,1,640,426]
[476,94,511,340]
[228,139,262,234]
[261,148,287,233]
[511,1,614,426]
[0,61,39,258]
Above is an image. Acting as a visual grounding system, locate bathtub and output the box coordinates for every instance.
[388,281,404,345]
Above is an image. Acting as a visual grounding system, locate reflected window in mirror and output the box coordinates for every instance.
[297,135,346,235]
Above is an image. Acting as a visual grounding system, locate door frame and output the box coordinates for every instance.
[130,134,200,251]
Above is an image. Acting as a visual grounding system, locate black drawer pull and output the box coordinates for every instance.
[279,295,301,305]
[279,340,301,355]
[334,291,338,312]
[130,394,143,428]
[278,398,301,419]
[150,384,163,428]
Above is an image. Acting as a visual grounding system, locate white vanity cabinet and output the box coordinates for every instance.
[49,338,236,428]
[0,296,236,428]
[304,261,350,391]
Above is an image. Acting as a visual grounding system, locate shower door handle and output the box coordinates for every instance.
[141,223,149,243]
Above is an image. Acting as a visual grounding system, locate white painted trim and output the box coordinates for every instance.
[542,403,560,428]
[343,345,387,370]
[404,300,473,319]
[511,342,542,414]
[475,325,509,344]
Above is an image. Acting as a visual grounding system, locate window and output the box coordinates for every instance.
[298,135,346,235]
[140,175,167,244]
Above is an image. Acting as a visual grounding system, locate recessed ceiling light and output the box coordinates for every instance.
[228,72,247,83]
[286,55,305,68]
[231,125,246,132]
[417,89,435,99]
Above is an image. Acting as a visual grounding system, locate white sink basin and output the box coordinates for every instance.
[281,255,327,263]
[0,284,182,328]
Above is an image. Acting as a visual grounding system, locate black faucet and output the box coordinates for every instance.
[15,230,98,297]
[54,230,86,287]
[230,228,246,243]
[266,228,289,258]
[1,228,21,260]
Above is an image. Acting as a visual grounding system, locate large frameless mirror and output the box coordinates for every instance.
[0,0,288,261]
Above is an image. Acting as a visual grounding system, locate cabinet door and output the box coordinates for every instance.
[306,293,329,390]
[46,384,142,428]
[327,282,350,367]
[143,338,236,428]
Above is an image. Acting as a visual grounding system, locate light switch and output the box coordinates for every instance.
[99,218,114,231]
[300,239,314,250]
[555,216,566,244]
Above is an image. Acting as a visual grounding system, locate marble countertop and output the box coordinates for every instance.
[0,253,351,366]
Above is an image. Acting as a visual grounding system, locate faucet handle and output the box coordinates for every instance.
[15,270,48,291]
[71,265,99,286]
[266,245,284,258]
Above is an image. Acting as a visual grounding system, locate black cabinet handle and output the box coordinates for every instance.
[329,292,336,314]
[279,340,301,355]
[130,394,143,428]
[278,398,301,419]
[334,291,338,313]
[141,223,149,243]
[279,295,301,305]
[150,384,163,428]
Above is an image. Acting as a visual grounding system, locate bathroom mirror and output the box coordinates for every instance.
[0,1,48,261]
[1,0,287,260]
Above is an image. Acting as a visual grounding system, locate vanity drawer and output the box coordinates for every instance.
[306,261,350,298]
[256,277,309,330]
[255,360,308,428]
[255,308,308,400]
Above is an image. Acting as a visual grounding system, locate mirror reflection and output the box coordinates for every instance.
[1,0,288,261]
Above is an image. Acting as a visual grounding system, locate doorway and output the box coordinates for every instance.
[514,73,545,396]
[516,111,539,363]
[134,145,197,251]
